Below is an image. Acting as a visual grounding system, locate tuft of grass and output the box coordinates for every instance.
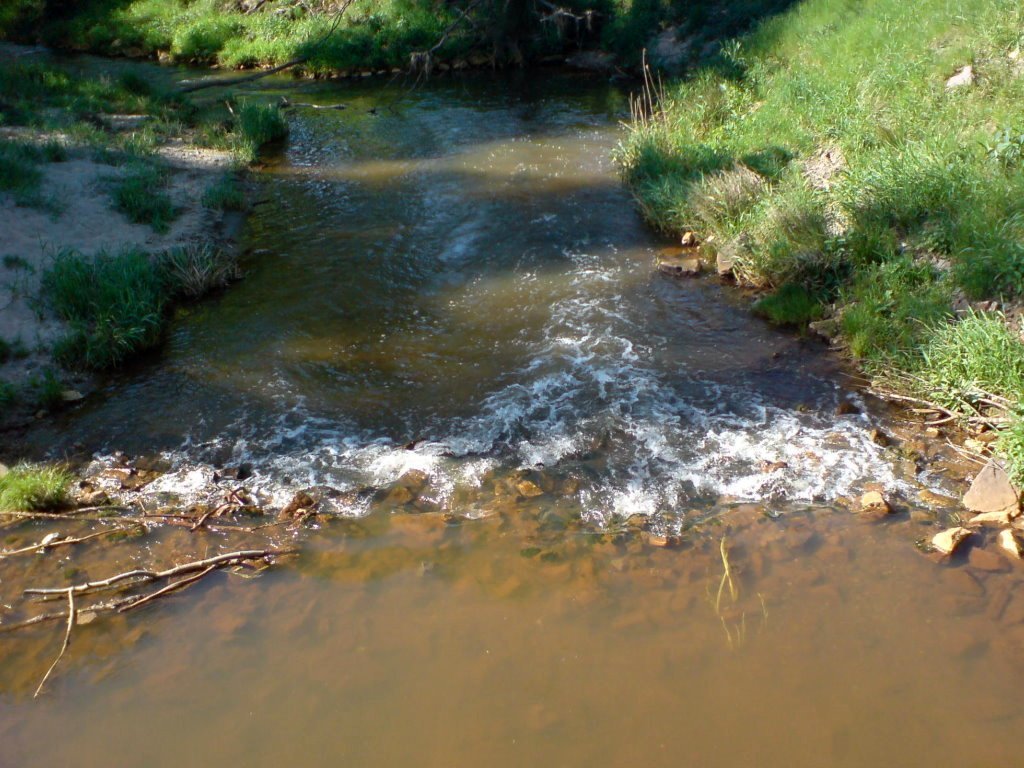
[752,283,823,326]
[108,162,177,232]
[0,138,44,204]
[201,172,245,210]
[911,312,1024,416]
[0,463,72,512]
[161,242,239,299]
[231,100,288,164]
[43,248,169,370]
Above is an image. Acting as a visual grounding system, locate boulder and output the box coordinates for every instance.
[932,526,971,556]
[963,461,1019,514]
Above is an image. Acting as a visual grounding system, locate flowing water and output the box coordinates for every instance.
[3,70,1023,767]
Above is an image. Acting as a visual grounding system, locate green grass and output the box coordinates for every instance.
[0,463,72,512]
[160,242,238,299]
[43,248,169,370]
[108,162,178,232]
[753,283,824,326]
[201,172,245,210]
[3,0,795,74]
[0,138,44,205]
[231,101,288,164]
[618,0,1024,478]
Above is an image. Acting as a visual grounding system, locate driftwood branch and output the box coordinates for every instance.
[25,548,295,597]
[33,589,74,698]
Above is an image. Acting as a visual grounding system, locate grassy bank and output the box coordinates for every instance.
[0,57,282,422]
[619,0,1024,479]
[2,0,798,74]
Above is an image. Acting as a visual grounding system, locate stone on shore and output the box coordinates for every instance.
[963,461,1019,514]
[967,508,1019,527]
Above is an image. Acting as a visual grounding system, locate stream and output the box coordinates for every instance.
[3,68,1023,767]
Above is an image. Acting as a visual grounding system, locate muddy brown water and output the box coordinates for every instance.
[3,68,1023,767]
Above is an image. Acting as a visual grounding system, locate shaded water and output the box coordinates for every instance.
[4,71,1023,767]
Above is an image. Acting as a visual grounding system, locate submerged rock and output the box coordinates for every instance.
[963,461,1019,514]
[657,254,703,277]
[932,526,972,556]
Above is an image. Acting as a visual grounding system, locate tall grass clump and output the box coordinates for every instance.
[0,463,72,512]
[909,312,1024,417]
[161,242,239,299]
[231,101,288,164]
[43,248,169,369]
[108,162,177,232]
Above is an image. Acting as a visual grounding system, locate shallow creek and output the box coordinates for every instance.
[3,71,1023,767]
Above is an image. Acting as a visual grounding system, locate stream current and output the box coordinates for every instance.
[4,70,1024,768]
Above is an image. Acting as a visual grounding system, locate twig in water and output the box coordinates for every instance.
[0,528,133,559]
[25,548,295,598]
[33,589,74,698]
[119,565,218,613]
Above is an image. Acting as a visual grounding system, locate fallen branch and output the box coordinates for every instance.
[33,589,74,698]
[25,548,295,598]
[119,565,218,613]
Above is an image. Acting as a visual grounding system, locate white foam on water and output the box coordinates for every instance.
[121,240,911,525]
